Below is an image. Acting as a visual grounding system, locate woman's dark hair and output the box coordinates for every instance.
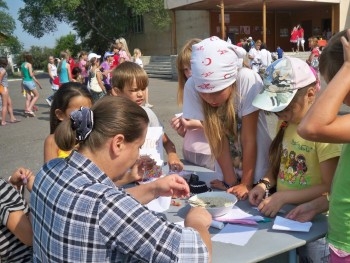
[55,96,149,152]
[50,82,92,134]
[24,53,33,64]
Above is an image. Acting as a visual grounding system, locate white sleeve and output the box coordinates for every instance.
[236,68,263,117]
[182,77,204,121]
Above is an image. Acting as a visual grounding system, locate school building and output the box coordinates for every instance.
[129,0,350,55]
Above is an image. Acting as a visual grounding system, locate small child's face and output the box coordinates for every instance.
[183,64,192,79]
[118,78,146,106]
[199,85,232,107]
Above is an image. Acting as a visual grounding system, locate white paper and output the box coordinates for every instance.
[214,206,264,222]
[146,196,171,212]
[175,112,183,118]
[140,127,164,165]
[211,224,257,246]
[272,216,312,232]
[174,220,224,230]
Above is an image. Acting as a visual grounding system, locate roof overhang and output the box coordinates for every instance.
[164,0,340,11]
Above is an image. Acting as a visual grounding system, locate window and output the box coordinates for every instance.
[132,15,144,33]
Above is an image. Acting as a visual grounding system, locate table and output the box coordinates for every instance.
[163,164,328,263]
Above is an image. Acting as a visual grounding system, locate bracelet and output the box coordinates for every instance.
[222,181,230,189]
[257,179,271,190]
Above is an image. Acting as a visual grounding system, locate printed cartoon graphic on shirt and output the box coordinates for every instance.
[278,146,309,186]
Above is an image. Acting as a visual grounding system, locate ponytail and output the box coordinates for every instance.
[269,121,288,178]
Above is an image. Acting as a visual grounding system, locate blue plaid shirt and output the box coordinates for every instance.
[31,151,208,262]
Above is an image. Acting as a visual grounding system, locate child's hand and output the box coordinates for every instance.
[248,184,265,206]
[286,202,316,222]
[168,154,184,173]
[227,183,250,200]
[341,29,350,64]
[9,167,34,190]
[256,192,284,218]
[170,116,186,137]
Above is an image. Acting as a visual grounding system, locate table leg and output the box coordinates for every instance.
[288,249,297,263]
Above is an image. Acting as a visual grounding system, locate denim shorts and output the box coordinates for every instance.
[22,80,37,91]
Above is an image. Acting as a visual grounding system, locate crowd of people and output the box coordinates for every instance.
[2,27,350,263]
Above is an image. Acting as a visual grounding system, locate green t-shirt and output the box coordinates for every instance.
[328,143,350,252]
[21,62,32,81]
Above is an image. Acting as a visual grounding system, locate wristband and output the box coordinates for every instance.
[257,179,271,190]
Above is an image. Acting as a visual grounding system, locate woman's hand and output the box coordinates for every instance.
[153,174,190,198]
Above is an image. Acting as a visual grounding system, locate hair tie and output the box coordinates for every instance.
[70,107,94,141]
[280,121,288,129]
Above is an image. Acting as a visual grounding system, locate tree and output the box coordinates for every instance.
[18,0,170,52]
[0,0,23,54]
[54,34,80,58]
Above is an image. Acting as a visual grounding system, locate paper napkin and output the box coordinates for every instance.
[272,216,312,232]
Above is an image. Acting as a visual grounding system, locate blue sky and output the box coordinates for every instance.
[7,0,74,49]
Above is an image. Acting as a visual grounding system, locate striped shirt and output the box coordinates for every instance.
[0,179,32,263]
[31,151,208,262]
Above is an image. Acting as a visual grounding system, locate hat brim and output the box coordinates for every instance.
[252,88,297,112]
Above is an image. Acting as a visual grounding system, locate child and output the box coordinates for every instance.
[57,51,72,84]
[306,37,320,70]
[44,82,93,163]
[132,48,153,108]
[71,66,84,84]
[116,37,131,64]
[100,51,114,92]
[249,56,341,262]
[170,38,216,170]
[182,36,271,199]
[111,61,184,173]
[0,57,20,125]
[46,55,60,106]
[21,53,42,117]
[297,29,350,263]
[87,53,106,102]
[0,167,35,262]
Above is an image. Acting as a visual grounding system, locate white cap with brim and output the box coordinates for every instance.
[252,56,316,112]
[88,53,101,61]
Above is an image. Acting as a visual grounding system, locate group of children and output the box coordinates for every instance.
[3,29,350,262]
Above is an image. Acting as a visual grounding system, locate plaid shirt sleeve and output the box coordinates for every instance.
[98,188,209,262]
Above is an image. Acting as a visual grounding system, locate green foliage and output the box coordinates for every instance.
[54,34,80,58]
[18,0,171,52]
[2,36,23,54]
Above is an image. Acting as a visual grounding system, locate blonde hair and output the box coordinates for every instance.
[202,84,237,158]
[176,38,201,106]
[117,37,131,58]
[133,48,142,59]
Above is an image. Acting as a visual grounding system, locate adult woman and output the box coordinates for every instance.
[21,53,42,117]
[31,96,212,262]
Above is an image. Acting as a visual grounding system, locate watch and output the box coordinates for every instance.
[257,179,271,190]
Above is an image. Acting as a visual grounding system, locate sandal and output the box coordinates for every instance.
[9,119,21,123]
[1,121,7,126]
[24,111,35,117]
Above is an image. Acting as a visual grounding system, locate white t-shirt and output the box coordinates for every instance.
[248,48,261,73]
[260,49,272,68]
[183,67,271,183]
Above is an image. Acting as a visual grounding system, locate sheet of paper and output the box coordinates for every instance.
[211,224,257,246]
[272,216,312,232]
[140,127,163,165]
[214,206,264,222]
[146,196,171,212]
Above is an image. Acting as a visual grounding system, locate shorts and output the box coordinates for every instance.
[22,80,37,91]
[298,38,305,45]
